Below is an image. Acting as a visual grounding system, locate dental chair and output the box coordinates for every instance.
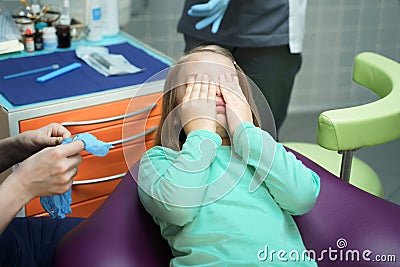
[54,53,400,266]
[285,52,400,197]
[55,157,400,267]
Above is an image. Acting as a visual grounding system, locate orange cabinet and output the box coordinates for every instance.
[0,34,172,219]
[19,92,163,218]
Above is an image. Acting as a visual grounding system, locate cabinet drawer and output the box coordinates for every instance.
[19,92,163,133]
[25,180,120,217]
[68,195,109,218]
[20,92,162,218]
[79,115,159,156]
[30,195,109,218]
[25,140,152,216]
[74,140,147,182]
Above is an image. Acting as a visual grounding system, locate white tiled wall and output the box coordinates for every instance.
[295,0,400,112]
[123,0,400,113]
[124,0,186,59]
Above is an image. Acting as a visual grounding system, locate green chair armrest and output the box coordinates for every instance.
[317,52,400,151]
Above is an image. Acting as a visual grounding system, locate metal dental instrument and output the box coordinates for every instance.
[3,64,60,80]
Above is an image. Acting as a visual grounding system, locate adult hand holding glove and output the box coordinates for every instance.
[188,0,230,34]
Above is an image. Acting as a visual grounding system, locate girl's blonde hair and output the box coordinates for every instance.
[154,45,260,150]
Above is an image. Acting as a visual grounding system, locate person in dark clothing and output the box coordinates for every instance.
[178,0,308,134]
[0,123,84,267]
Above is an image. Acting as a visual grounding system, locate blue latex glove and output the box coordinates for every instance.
[40,133,114,219]
[188,0,230,34]
[41,188,72,219]
[61,133,113,157]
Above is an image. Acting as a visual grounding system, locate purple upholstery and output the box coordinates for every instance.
[54,165,171,267]
[289,148,400,266]
[55,148,400,266]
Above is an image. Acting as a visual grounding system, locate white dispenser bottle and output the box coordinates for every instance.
[85,0,102,42]
[102,0,119,36]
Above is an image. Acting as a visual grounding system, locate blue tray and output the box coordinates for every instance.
[0,42,169,106]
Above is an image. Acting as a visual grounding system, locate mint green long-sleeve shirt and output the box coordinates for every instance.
[138,122,320,266]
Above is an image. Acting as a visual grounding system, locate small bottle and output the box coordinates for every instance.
[42,27,58,50]
[59,0,71,25]
[56,25,71,48]
[34,31,43,51]
[25,28,35,52]
[34,22,47,51]
[85,0,103,42]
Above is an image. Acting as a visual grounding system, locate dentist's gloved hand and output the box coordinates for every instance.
[188,0,230,34]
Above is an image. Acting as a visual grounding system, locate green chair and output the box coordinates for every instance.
[284,52,400,197]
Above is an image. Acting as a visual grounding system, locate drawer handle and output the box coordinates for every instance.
[72,126,158,185]
[73,172,126,185]
[61,103,157,126]
[108,126,158,146]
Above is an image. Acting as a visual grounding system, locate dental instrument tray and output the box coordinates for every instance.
[0,42,169,106]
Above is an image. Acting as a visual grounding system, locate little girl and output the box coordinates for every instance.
[138,45,320,266]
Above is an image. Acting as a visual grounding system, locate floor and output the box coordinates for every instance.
[279,111,400,206]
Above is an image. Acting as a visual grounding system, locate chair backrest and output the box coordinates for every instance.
[288,148,400,266]
[317,52,400,151]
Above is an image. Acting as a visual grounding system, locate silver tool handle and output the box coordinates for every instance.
[61,103,157,126]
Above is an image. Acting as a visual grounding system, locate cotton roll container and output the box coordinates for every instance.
[85,0,103,42]
[42,27,58,50]
[101,0,119,36]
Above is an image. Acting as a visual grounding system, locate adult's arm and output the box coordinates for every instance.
[0,141,83,234]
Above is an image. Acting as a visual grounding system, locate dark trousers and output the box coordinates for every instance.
[184,35,302,135]
[0,217,84,267]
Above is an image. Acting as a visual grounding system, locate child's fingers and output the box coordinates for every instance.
[224,72,232,82]
[182,76,195,103]
[219,73,246,103]
[190,74,202,100]
[199,75,209,99]
[208,81,217,102]
[231,74,246,99]
[226,73,243,94]
[232,74,240,89]
[219,73,233,102]
[218,73,226,90]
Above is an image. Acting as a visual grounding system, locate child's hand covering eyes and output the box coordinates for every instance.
[179,74,218,134]
[219,73,253,136]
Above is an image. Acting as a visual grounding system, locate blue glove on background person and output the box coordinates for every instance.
[188,0,230,34]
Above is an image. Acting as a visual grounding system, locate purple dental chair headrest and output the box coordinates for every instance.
[54,148,400,266]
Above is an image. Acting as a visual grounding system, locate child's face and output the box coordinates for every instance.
[176,52,238,138]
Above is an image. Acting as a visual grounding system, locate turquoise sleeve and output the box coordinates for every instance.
[138,130,222,226]
[233,122,320,215]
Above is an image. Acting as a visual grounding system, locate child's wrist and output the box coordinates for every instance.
[232,121,254,138]
[187,129,222,146]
